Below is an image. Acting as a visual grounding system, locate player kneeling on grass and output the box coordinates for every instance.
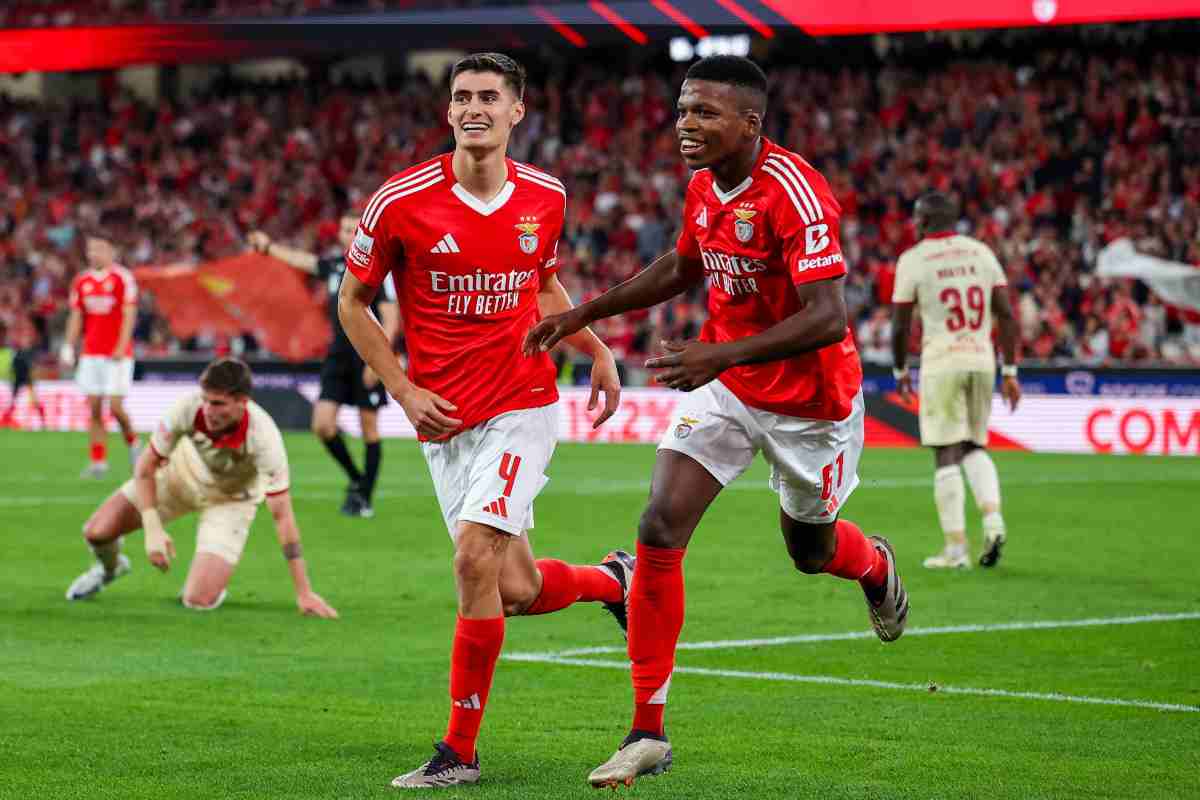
[65,357,338,617]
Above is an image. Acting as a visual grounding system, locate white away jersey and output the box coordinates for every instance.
[892,233,1007,373]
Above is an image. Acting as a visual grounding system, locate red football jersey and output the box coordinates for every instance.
[675,138,862,421]
[69,266,138,357]
[347,154,563,439]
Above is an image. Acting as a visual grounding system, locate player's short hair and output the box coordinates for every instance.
[450,52,526,100]
[200,358,253,397]
[685,56,768,112]
[914,192,958,229]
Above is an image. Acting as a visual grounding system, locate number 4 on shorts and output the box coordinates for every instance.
[498,453,521,498]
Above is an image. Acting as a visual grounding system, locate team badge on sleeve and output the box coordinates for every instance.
[733,206,757,243]
[516,217,541,254]
[350,227,375,268]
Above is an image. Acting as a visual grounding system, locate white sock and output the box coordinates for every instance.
[962,449,1002,510]
[933,465,966,547]
[181,589,227,611]
[982,511,1006,542]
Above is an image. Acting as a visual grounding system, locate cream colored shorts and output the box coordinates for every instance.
[120,457,258,565]
[918,369,995,447]
[658,380,864,524]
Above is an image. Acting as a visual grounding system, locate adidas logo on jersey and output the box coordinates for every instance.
[430,234,461,254]
[695,208,708,228]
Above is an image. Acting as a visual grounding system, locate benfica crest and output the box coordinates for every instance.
[733,206,757,243]
[674,415,700,439]
[515,216,540,255]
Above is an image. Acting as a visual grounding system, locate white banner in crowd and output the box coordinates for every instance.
[1097,238,1200,311]
[4,381,1199,456]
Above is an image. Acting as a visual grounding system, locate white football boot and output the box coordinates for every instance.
[66,554,131,600]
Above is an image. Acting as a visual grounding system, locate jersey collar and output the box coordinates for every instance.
[924,231,956,240]
[448,154,516,217]
[193,406,250,450]
[706,137,772,206]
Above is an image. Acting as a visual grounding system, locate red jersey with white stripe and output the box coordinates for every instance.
[69,266,138,357]
[675,137,862,421]
[347,153,563,439]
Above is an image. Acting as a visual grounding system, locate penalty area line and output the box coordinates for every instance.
[502,654,1200,714]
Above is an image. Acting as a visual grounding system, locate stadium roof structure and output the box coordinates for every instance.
[1,0,1196,73]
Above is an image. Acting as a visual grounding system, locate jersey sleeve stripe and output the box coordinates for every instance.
[516,172,567,197]
[364,176,444,231]
[766,154,823,221]
[514,163,564,187]
[362,162,443,226]
[762,163,813,225]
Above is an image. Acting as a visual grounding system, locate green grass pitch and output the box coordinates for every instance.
[2,430,1197,799]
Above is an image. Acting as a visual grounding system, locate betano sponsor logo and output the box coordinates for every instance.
[796,253,843,272]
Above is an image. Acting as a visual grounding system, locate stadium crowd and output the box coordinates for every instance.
[2,39,1199,377]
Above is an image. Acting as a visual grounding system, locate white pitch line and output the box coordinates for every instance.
[502,655,1200,714]
[516,611,1200,658]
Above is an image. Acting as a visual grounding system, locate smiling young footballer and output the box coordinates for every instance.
[338,52,632,789]
[526,56,910,787]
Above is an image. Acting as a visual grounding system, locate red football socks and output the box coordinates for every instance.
[628,542,686,737]
[823,519,887,589]
[125,432,138,447]
[443,615,505,763]
[90,442,106,464]
[524,559,623,615]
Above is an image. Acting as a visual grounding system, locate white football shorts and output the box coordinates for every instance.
[76,356,134,397]
[120,455,258,565]
[658,380,864,524]
[918,368,995,447]
[421,404,557,538]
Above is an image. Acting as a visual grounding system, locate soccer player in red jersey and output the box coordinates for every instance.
[525,56,911,787]
[61,235,141,478]
[338,53,628,789]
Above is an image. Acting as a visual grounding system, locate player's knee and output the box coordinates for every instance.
[637,504,686,549]
[453,546,497,588]
[502,583,539,617]
[311,419,336,440]
[82,514,110,543]
[787,529,836,574]
[182,588,224,610]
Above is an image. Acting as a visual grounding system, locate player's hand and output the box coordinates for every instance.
[896,373,915,405]
[144,528,176,572]
[247,230,271,254]
[645,339,733,392]
[297,590,339,619]
[588,348,622,429]
[396,385,462,440]
[1002,375,1022,412]
[362,365,379,388]
[523,307,590,356]
[58,343,75,367]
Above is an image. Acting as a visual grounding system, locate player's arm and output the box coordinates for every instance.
[364,279,401,388]
[133,444,174,572]
[60,309,82,365]
[992,286,1021,411]
[114,303,136,359]
[339,270,461,439]
[524,249,703,354]
[263,490,338,619]
[537,274,621,428]
[646,277,848,391]
[248,231,319,274]
[891,302,917,403]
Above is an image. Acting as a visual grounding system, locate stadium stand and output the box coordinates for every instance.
[2,26,1198,374]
